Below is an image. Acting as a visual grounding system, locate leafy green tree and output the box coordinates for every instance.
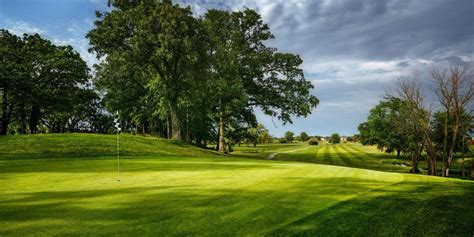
[358,97,407,157]
[284,131,294,143]
[431,111,470,154]
[299,132,309,141]
[329,133,341,144]
[0,30,25,135]
[88,1,205,140]
[1,30,94,134]
[203,9,318,151]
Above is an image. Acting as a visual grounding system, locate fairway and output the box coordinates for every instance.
[234,142,474,177]
[1,134,473,236]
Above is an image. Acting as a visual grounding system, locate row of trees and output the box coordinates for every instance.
[359,65,473,178]
[0,30,103,135]
[1,1,318,153]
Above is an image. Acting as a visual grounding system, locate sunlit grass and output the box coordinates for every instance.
[234,142,473,178]
[0,134,473,236]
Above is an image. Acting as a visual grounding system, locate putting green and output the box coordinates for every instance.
[0,134,473,236]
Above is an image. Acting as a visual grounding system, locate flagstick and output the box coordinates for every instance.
[116,111,120,182]
[117,127,120,182]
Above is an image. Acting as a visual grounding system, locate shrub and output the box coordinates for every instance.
[329,133,341,144]
[308,138,319,145]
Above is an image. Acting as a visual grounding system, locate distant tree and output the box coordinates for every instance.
[308,137,319,145]
[284,131,294,143]
[358,97,407,158]
[329,133,340,144]
[352,134,360,142]
[246,124,270,146]
[299,132,309,141]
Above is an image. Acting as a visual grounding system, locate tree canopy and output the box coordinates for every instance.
[86,2,318,148]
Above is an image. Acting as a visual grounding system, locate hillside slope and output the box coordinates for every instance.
[0,133,217,159]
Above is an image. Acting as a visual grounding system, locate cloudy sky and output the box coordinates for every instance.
[1,0,473,136]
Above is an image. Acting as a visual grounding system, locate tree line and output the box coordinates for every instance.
[0,0,319,153]
[0,30,103,135]
[358,65,473,178]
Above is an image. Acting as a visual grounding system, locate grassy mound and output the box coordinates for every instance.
[0,133,216,159]
[0,134,473,236]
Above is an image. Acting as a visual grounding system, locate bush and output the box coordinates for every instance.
[308,138,319,145]
[329,133,341,144]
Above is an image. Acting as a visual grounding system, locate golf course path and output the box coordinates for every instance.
[266,153,278,160]
[266,146,312,160]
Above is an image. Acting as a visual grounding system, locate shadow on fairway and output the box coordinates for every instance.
[0,177,403,236]
[268,180,474,237]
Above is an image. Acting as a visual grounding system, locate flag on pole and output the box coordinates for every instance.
[114,113,121,133]
[115,111,120,181]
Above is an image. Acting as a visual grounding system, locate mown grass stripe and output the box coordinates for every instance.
[321,144,333,165]
[333,144,355,167]
[327,145,345,166]
[338,144,368,163]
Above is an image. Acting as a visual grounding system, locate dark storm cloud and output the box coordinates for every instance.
[257,0,474,62]
[177,0,474,136]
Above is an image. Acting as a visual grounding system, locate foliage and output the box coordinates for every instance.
[358,97,407,156]
[0,30,97,134]
[284,131,295,143]
[329,133,341,144]
[308,137,319,145]
[299,132,309,141]
[87,3,318,148]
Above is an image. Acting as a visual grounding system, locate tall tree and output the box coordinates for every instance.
[1,30,92,134]
[88,1,205,140]
[395,78,438,176]
[431,65,474,177]
[358,97,407,158]
[0,30,25,135]
[204,9,318,152]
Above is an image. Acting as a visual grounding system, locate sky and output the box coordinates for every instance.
[1,0,473,137]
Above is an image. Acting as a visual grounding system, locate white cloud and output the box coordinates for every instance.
[3,19,46,35]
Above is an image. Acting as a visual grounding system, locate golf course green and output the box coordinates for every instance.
[1,134,473,236]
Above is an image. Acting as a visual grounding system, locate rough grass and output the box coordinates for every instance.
[1,134,473,236]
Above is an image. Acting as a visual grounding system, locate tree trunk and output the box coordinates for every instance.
[471,157,474,180]
[218,111,225,153]
[1,90,11,135]
[461,134,466,178]
[169,101,181,140]
[396,148,401,158]
[185,105,189,143]
[29,106,40,134]
[18,105,27,134]
[441,110,449,177]
[410,152,419,173]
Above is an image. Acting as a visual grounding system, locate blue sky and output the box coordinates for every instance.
[1,0,473,137]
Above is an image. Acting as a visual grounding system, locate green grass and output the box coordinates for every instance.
[234,142,474,177]
[1,134,474,236]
